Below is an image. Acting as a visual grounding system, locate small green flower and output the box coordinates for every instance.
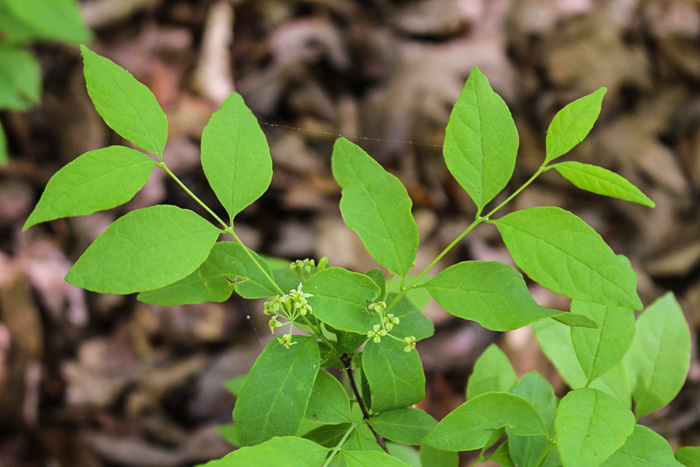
[296,300,312,316]
[385,313,400,331]
[268,315,281,333]
[278,335,297,348]
[367,324,387,343]
[403,336,417,352]
[263,296,281,315]
[289,282,313,301]
[368,301,387,314]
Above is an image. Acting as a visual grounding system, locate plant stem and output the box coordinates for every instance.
[339,353,389,454]
[322,424,357,467]
[228,229,285,295]
[386,164,547,313]
[481,165,546,221]
[157,160,285,296]
[157,161,230,231]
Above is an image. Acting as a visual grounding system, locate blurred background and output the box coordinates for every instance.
[1,0,699,465]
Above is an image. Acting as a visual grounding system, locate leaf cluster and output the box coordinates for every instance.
[24,47,697,466]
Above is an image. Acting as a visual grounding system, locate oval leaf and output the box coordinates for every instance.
[336,450,412,466]
[555,388,635,467]
[5,0,91,44]
[0,47,41,110]
[200,436,328,467]
[545,87,606,163]
[675,446,700,466]
[306,267,380,334]
[81,46,168,156]
[305,370,352,425]
[466,344,517,400]
[201,92,272,222]
[24,146,155,230]
[423,392,547,452]
[624,292,691,418]
[369,408,437,445]
[332,137,419,277]
[363,338,425,413]
[66,205,219,294]
[600,425,682,467]
[443,66,519,210]
[233,337,321,446]
[570,301,635,384]
[136,241,243,305]
[493,207,642,310]
[425,261,561,331]
[552,161,655,207]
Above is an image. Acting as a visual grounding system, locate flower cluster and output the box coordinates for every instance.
[365,300,416,352]
[264,282,313,348]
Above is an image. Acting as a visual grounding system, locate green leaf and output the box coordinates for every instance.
[493,207,642,310]
[545,87,606,163]
[332,137,419,277]
[343,425,384,452]
[675,446,700,466]
[66,205,219,294]
[555,388,635,467]
[624,292,691,418]
[419,445,459,467]
[600,425,683,467]
[570,301,635,384]
[425,261,561,331]
[137,242,238,305]
[466,344,517,400]
[23,146,155,230]
[385,294,434,341]
[534,318,633,404]
[305,370,352,425]
[81,46,168,156]
[233,337,321,446]
[303,423,351,448]
[533,318,586,388]
[386,442,421,467]
[368,408,437,445]
[200,92,272,222]
[510,372,557,435]
[139,241,277,303]
[228,247,278,299]
[366,269,386,298]
[217,423,237,446]
[336,450,411,466]
[507,373,558,467]
[490,442,516,467]
[197,436,328,467]
[0,46,41,110]
[443,66,519,210]
[4,0,91,44]
[423,392,547,452]
[551,312,598,328]
[589,360,633,407]
[305,267,380,334]
[0,123,7,165]
[363,338,425,412]
[552,161,655,207]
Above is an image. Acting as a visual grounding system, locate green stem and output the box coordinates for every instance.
[386,164,547,313]
[156,160,284,296]
[228,229,285,296]
[481,165,546,221]
[386,218,480,311]
[157,161,230,231]
[322,423,357,467]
